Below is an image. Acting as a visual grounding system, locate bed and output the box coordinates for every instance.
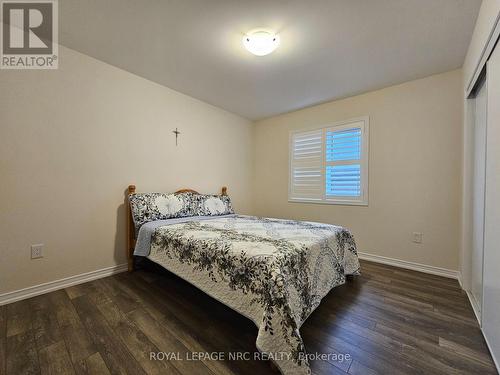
[126,185,360,375]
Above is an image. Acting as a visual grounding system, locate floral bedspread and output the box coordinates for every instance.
[147,215,360,375]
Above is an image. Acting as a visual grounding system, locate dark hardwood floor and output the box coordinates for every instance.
[1,260,497,375]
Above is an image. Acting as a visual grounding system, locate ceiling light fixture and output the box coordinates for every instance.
[243,30,280,56]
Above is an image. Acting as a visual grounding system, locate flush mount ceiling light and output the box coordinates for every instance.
[243,30,280,56]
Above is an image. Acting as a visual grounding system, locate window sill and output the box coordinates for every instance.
[288,198,368,206]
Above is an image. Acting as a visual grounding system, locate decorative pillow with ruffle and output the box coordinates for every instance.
[129,192,195,231]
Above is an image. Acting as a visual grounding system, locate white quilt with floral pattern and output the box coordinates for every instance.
[146,215,360,375]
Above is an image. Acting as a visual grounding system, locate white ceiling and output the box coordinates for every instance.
[60,0,481,120]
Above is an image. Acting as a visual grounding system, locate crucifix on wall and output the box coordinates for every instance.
[172,128,181,146]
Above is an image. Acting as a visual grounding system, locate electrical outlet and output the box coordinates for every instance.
[31,244,44,259]
[412,232,423,244]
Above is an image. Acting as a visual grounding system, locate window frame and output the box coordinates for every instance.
[288,116,369,206]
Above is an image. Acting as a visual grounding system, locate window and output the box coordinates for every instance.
[289,117,369,205]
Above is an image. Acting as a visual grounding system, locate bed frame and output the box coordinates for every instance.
[126,185,228,272]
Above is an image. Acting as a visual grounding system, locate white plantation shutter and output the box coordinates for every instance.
[289,129,324,201]
[289,118,369,205]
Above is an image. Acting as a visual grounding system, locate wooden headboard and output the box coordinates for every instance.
[126,185,228,272]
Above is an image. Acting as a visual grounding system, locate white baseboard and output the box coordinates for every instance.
[465,288,482,326]
[0,263,128,306]
[358,252,459,280]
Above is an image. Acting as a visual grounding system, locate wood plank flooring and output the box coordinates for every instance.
[1,260,498,375]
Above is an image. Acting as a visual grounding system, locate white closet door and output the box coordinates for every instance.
[471,78,487,318]
[483,43,500,366]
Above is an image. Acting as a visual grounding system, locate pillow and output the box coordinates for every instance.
[129,192,195,231]
[195,194,234,216]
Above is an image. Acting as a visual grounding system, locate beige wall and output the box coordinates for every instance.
[253,70,463,271]
[0,46,254,295]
